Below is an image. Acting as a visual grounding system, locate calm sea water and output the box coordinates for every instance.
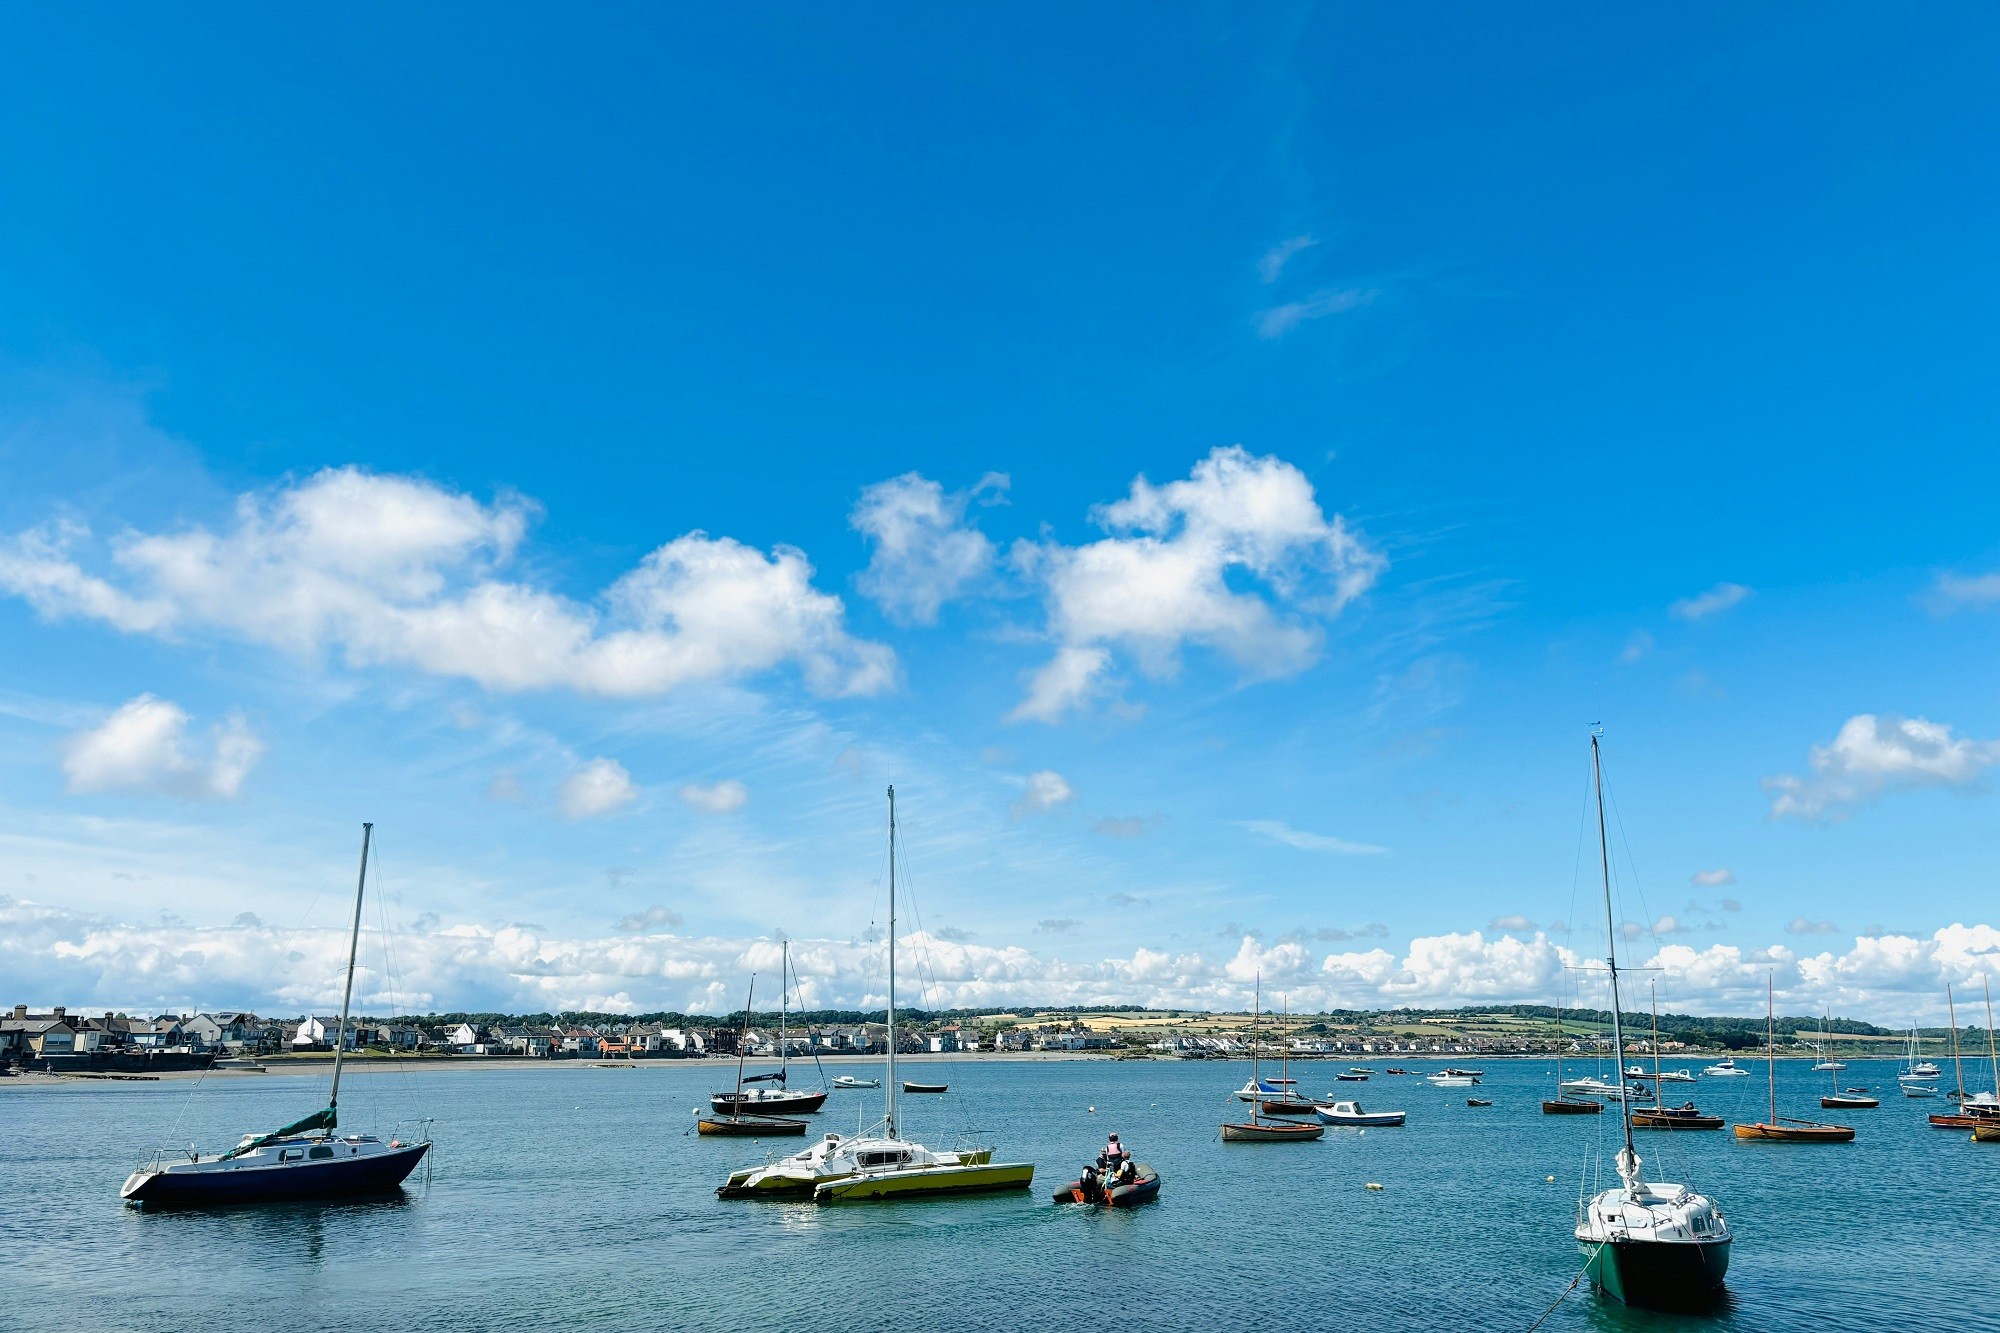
[1,1056,1990,1332]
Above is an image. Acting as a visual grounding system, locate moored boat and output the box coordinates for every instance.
[901,1081,948,1094]
[697,1113,809,1136]
[1702,1059,1751,1077]
[1545,1097,1604,1115]
[120,825,430,1207]
[832,1075,880,1089]
[1735,978,1854,1142]
[1570,734,1731,1310]
[1631,1104,1724,1131]
[1221,1119,1323,1142]
[717,787,1030,1203]
[1222,976,1325,1143]
[1315,1099,1405,1127]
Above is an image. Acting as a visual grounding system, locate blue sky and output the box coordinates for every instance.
[2,5,1997,1019]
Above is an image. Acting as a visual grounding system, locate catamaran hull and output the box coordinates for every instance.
[121,1143,429,1207]
[1582,1236,1730,1309]
[813,1162,1033,1203]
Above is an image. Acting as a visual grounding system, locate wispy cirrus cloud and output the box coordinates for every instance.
[1240,819,1387,856]
[1257,234,1317,283]
[676,779,748,815]
[1670,581,1753,621]
[1255,286,1376,339]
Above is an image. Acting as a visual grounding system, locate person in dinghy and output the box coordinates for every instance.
[1054,1132,1160,1207]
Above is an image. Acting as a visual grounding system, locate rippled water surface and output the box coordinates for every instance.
[2,1056,1990,1331]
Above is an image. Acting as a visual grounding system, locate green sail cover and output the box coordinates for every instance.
[221,1104,338,1160]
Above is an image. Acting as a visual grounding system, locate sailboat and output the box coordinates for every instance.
[1544,995,1603,1115]
[1898,1023,1940,1098]
[121,824,430,1205]
[1733,976,1855,1143]
[1930,983,1984,1129]
[709,941,828,1116]
[1631,984,1722,1131]
[1256,996,1318,1115]
[1222,975,1323,1142]
[1572,732,1731,1309]
[1819,1010,1878,1110]
[717,786,1034,1200]
[1968,979,2000,1140]
[698,975,808,1137]
[1811,1016,1845,1072]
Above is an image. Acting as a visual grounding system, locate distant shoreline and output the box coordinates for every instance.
[0,1048,1919,1089]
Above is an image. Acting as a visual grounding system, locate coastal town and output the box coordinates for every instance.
[1,1000,1946,1075]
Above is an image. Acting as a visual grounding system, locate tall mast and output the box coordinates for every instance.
[779,940,789,1084]
[1986,977,1998,1100]
[1650,982,1663,1089]
[1824,1009,1833,1093]
[1766,974,1777,1127]
[1252,973,1261,1090]
[1948,984,1965,1104]
[328,822,372,1115]
[1589,733,1637,1185]
[885,785,898,1139]
[1554,993,1564,1089]
[734,975,755,1102]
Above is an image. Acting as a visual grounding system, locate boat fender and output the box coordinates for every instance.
[1546,1176,1556,1183]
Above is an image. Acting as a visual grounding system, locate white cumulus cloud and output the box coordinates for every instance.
[1007,446,1383,722]
[1765,714,1998,820]
[850,471,1006,624]
[676,779,748,815]
[0,467,893,700]
[1690,868,1736,887]
[559,758,637,820]
[1011,769,1074,819]
[61,695,262,799]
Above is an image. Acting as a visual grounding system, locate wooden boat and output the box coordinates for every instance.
[1052,1162,1160,1207]
[1335,1073,1369,1081]
[1385,1067,1409,1075]
[1736,978,1854,1142]
[1544,1097,1604,1115]
[1934,984,2000,1130]
[1222,976,1324,1142]
[1930,1112,1982,1129]
[1221,1119,1324,1142]
[697,1112,809,1137]
[900,1082,948,1094]
[1975,1123,2000,1143]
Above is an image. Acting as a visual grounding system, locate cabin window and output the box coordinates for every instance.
[280,1148,304,1162]
[308,1146,334,1160]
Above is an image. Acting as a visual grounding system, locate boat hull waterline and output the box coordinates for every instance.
[1581,1235,1732,1310]
[814,1160,1034,1203]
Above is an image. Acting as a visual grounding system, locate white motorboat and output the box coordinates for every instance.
[832,1075,880,1089]
[1314,1099,1405,1127]
[1625,1065,1696,1084]
[1811,1061,1846,1072]
[1427,1072,1478,1087]
[1702,1059,1752,1077]
[1563,1076,1654,1102]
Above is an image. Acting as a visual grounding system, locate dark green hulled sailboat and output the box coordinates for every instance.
[121,824,431,1206]
[1571,733,1731,1307]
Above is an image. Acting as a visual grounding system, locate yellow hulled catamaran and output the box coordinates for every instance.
[718,785,1034,1203]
